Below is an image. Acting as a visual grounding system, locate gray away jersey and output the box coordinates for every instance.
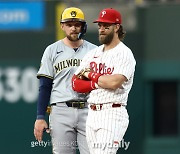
[37,40,97,104]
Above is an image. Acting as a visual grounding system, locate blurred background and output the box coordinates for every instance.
[0,0,180,154]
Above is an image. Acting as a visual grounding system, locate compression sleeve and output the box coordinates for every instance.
[36,77,53,119]
[72,75,97,93]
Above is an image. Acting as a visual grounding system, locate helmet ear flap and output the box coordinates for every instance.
[78,22,87,39]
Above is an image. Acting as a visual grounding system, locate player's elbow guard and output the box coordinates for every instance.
[72,75,97,93]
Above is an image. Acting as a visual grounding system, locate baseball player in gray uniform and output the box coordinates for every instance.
[33,7,97,154]
[72,8,136,154]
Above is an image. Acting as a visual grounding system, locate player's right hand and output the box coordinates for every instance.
[34,119,49,141]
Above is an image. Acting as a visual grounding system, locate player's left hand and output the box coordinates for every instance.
[76,68,92,79]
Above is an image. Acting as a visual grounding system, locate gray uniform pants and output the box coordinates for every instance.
[49,103,90,154]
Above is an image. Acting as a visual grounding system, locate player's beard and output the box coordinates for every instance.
[99,30,114,45]
[67,33,79,42]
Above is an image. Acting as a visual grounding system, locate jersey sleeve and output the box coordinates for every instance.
[113,49,136,80]
[37,46,54,79]
[75,49,95,75]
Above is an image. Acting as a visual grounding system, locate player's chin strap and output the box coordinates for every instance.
[78,22,87,39]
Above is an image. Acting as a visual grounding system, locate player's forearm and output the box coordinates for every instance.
[97,74,126,90]
[72,75,96,93]
[37,77,53,119]
[84,72,126,90]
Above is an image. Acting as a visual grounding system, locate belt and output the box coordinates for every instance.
[90,103,123,111]
[51,101,87,109]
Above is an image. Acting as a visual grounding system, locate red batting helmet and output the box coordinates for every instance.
[94,8,122,24]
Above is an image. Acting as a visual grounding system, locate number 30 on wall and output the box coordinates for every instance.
[0,67,39,103]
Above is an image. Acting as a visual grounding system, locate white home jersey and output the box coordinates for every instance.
[75,42,136,105]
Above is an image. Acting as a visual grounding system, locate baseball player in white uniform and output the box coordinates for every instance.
[33,7,97,154]
[72,8,136,154]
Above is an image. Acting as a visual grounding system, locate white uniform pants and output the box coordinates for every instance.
[86,106,129,154]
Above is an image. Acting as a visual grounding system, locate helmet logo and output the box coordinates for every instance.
[71,11,77,17]
[101,11,106,17]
